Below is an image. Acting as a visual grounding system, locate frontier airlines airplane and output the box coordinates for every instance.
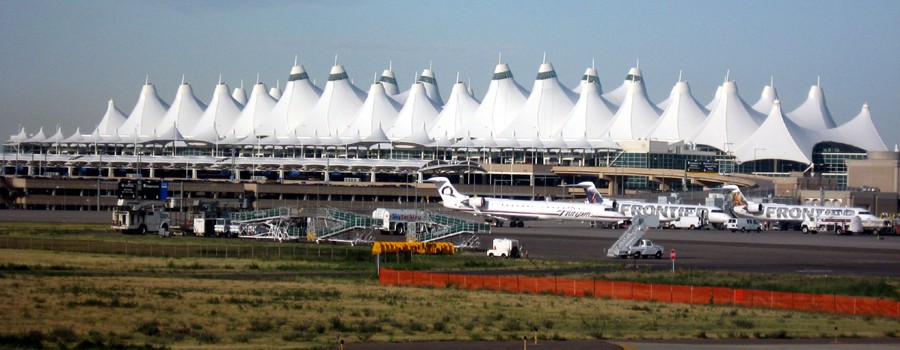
[426,177,626,227]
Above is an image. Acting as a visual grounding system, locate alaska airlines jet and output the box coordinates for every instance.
[722,185,883,229]
[425,177,626,227]
[570,181,733,228]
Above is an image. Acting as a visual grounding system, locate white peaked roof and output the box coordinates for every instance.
[45,127,65,144]
[430,81,479,139]
[787,84,837,129]
[268,81,282,100]
[62,128,85,144]
[602,67,641,107]
[560,75,618,139]
[25,127,47,143]
[818,104,887,152]
[7,127,28,143]
[603,80,661,140]
[735,100,818,164]
[646,80,708,141]
[150,123,185,142]
[389,83,440,140]
[572,67,601,94]
[378,69,400,95]
[273,64,323,132]
[230,82,277,138]
[751,83,778,115]
[418,68,442,106]
[343,82,401,138]
[456,63,528,139]
[95,99,127,136]
[690,81,765,151]
[358,124,391,145]
[156,82,207,138]
[119,83,169,137]
[188,82,243,143]
[706,85,723,111]
[296,64,366,137]
[501,62,577,139]
[397,123,433,146]
[231,82,248,106]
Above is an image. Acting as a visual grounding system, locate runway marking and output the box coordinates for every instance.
[796,269,834,273]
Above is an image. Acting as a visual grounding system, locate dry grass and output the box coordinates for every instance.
[1,249,897,349]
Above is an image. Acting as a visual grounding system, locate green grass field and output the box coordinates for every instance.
[0,223,897,349]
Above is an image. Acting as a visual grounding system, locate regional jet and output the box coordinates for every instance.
[722,185,885,230]
[425,177,626,227]
[568,181,733,228]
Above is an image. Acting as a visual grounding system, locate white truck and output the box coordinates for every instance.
[667,216,704,230]
[486,238,523,258]
[607,215,665,259]
[372,208,428,235]
[111,199,171,236]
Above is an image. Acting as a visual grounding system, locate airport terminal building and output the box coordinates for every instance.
[1,60,895,213]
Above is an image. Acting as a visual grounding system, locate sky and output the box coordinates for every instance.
[1,0,898,148]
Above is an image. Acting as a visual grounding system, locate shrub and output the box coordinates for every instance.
[248,318,274,332]
[135,319,161,336]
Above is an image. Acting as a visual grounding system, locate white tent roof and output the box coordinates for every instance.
[61,127,85,144]
[559,75,618,139]
[455,63,528,139]
[24,127,47,143]
[602,66,641,107]
[272,64,323,132]
[268,81,282,100]
[751,82,778,115]
[95,99,127,136]
[817,103,887,152]
[389,83,441,140]
[393,68,443,106]
[343,82,401,138]
[500,62,577,139]
[572,66,601,94]
[188,82,243,143]
[705,85,723,112]
[689,81,764,151]
[296,64,366,137]
[231,81,248,106]
[7,127,28,143]
[787,84,837,129]
[119,82,169,137]
[156,82,207,138]
[646,80,708,142]
[602,80,661,140]
[396,123,433,147]
[378,69,400,95]
[734,100,817,164]
[230,81,277,138]
[45,127,65,144]
[429,80,479,139]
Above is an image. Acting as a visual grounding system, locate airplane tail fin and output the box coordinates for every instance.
[567,181,604,204]
[425,177,468,207]
[722,185,748,207]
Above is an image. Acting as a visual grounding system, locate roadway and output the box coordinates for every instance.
[477,220,900,278]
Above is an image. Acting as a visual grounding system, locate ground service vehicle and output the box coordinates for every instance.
[372,208,427,235]
[626,239,665,259]
[801,216,865,235]
[111,199,171,235]
[486,238,522,258]
[668,216,703,229]
[727,218,762,232]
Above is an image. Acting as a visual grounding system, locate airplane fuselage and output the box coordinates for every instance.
[445,197,625,222]
[733,204,876,223]
[609,201,732,225]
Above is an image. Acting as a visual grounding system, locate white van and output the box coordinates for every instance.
[726,218,762,232]
[669,216,703,229]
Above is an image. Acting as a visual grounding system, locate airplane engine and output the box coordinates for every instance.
[468,197,486,208]
[746,202,764,214]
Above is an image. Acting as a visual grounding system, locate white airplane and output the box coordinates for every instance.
[722,184,884,229]
[569,181,733,228]
[425,177,626,227]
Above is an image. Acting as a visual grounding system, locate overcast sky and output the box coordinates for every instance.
[1,0,898,148]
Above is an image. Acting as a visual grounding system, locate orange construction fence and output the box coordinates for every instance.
[379,268,899,319]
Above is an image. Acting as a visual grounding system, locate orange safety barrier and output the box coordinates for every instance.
[372,242,455,255]
[379,268,899,319]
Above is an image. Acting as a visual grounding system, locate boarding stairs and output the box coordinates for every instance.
[307,208,381,244]
[231,207,302,241]
[410,212,492,243]
[607,215,658,258]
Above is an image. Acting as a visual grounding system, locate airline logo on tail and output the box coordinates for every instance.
[722,185,748,209]
[579,181,604,204]
[425,177,468,207]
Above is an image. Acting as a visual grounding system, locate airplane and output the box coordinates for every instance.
[722,184,885,230]
[425,177,626,227]
[568,181,733,229]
